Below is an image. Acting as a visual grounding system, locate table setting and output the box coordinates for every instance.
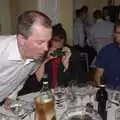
[0,83,120,120]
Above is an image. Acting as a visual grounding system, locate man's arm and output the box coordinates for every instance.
[94,67,104,86]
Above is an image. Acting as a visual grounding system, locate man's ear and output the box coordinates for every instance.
[17,34,25,46]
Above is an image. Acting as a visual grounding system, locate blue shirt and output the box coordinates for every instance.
[96,43,120,88]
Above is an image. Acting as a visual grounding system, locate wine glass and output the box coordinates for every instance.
[76,83,89,106]
[9,99,34,119]
[53,86,67,110]
[87,85,96,107]
[67,80,78,108]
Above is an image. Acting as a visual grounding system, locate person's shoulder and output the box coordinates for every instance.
[0,35,17,54]
[104,43,115,49]
[99,43,114,53]
[0,35,16,43]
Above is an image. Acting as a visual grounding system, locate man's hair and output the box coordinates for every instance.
[17,10,52,38]
[93,10,102,19]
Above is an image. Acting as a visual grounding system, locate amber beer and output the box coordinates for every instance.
[35,96,56,120]
[35,75,56,120]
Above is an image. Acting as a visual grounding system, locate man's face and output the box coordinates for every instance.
[115,25,120,45]
[19,23,52,60]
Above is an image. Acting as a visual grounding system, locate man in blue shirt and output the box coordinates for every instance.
[95,20,120,89]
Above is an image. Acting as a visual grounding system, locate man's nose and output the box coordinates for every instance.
[43,43,48,51]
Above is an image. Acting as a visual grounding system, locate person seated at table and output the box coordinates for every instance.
[95,20,120,89]
[18,23,73,95]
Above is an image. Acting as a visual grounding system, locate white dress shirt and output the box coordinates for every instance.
[0,35,39,102]
[74,19,85,47]
[88,19,114,52]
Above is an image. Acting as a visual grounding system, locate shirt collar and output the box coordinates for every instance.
[7,35,34,65]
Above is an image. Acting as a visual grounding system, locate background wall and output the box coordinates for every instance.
[37,0,60,25]
[60,0,73,45]
[0,0,119,45]
[11,0,38,33]
[115,0,120,5]
[0,0,12,34]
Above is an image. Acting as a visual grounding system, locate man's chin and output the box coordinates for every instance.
[35,55,45,61]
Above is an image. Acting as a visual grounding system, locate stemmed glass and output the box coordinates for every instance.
[53,86,67,110]
[67,80,78,108]
[87,85,96,105]
[9,99,34,119]
[78,83,89,105]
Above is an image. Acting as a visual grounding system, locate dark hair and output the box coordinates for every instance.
[17,10,52,38]
[93,10,102,19]
[81,5,88,13]
[76,8,85,18]
[52,23,67,44]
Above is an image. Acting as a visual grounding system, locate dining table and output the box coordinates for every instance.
[0,86,120,120]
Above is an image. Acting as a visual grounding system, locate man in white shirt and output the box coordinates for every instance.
[88,10,114,53]
[0,10,52,104]
[74,9,85,48]
[102,6,111,22]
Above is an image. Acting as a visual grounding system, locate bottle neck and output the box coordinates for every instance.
[42,82,49,91]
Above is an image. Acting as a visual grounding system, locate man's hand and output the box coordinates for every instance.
[3,98,12,110]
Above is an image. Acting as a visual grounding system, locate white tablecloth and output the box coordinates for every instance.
[0,89,120,120]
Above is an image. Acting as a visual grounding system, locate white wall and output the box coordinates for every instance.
[11,0,60,33]
[17,0,38,14]
[37,0,60,25]
[0,0,12,34]
[60,0,73,45]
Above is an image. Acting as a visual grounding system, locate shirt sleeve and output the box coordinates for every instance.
[95,48,107,69]
[8,82,25,99]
